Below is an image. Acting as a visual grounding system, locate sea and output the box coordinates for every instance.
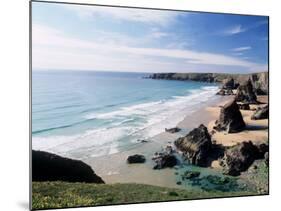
[32,70,219,159]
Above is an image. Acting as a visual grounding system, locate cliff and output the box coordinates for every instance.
[32,150,104,183]
[148,72,268,94]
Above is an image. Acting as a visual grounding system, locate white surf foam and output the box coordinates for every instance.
[32,86,219,159]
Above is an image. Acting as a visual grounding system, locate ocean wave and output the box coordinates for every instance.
[33,85,219,158]
[84,86,218,121]
[32,126,134,159]
[32,118,97,135]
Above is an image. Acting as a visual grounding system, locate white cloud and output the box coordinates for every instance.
[222,25,246,36]
[231,46,252,52]
[32,23,266,72]
[221,20,268,37]
[61,4,180,26]
[232,52,244,56]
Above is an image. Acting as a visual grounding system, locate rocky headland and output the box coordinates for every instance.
[148,72,268,95]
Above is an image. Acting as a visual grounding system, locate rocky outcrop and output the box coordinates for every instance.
[127,154,146,164]
[174,124,212,167]
[149,73,217,82]
[165,127,181,133]
[152,144,178,169]
[153,154,178,169]
[251,104,269,120]
[219,141,268,176]
[249,72,268,95]
[222,78,236,89]
[213,100,246,133]
[32,150,104,183]
[148,72,268,94]
[235,79,258,104]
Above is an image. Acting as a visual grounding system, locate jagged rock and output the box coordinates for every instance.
[165,127,181,133]
[153,154,178,169]
[152,143,178,169]
[213,100,246,133]
[220,141,259,176]
[250,72,268,95]
[238,103,250,110]
[251,105,269,120]
[222,78,235,89]
[32,150,104,183]
[174,124,212,167]
[235,79,258,104]
[127,154,146,164]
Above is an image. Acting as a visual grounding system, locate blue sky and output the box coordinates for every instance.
[32,2,268,73]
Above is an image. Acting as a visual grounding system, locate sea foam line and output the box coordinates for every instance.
[32,86,219,159]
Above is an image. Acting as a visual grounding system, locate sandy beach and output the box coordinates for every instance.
[84,93,268,190]
[85,95,223,187]
[207,96,268,147]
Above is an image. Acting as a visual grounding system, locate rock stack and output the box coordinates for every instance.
[213,99,246,133]
[174,124,212,167]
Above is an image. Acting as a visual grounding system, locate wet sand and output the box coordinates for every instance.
[84,96,228,188]
[84,95,268,189]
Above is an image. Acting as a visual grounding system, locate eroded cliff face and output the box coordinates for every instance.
[148,72,268,94]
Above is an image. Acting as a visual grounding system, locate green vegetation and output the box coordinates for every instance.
[241,160,269,194]
[32,182,256,210]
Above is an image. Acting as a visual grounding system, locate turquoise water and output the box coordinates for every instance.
[32,70,219,158]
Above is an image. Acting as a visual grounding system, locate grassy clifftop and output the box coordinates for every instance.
[32,182,255,210]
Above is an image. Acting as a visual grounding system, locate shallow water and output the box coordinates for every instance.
[32,70,219,159]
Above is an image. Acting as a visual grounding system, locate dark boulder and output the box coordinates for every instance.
[213,100,246,133]
[174,124,212,167]
[32,150,104,183]
[127,154,146,164]
[219,141,259,176]
[251,104,269,120]
[256,143,269,159]
[238,103,250,110]
[152,144,178,169]
[235,79,258,104]
[153,154,178,169]
[222,78,235,89]
[165,127,181,133]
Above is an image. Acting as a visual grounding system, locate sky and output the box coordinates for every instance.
[32,2,269,73]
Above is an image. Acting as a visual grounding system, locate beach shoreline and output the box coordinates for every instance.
[84,93,268,190]
[84,95,232,188]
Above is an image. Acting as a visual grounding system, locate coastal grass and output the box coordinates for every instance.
[32,182,256,210]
